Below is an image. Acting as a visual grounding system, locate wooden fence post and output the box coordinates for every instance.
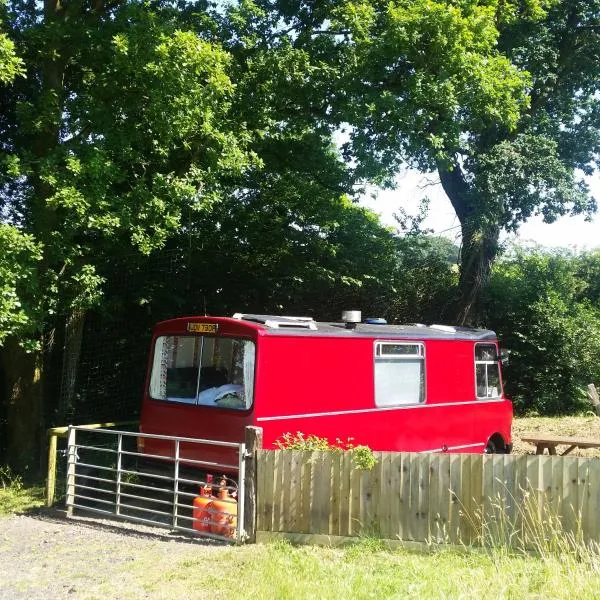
[243,426,263,543]
[587,384,600,416]
[46,433,58,507]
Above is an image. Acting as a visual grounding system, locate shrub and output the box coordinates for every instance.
[274,432,377,470]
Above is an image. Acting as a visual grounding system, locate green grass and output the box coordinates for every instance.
[0,466,45,516]
[125,539,600,600]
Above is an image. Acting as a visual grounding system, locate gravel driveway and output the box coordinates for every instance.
[0,509,224,600]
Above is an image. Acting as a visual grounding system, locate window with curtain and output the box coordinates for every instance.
[475,343,501,399]
[149,335,255,410]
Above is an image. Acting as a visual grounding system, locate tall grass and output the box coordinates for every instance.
[0,465,44,515]
[458,479,600,572]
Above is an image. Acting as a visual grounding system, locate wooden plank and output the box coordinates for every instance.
[481,454,495,544]
[437,455,451,544]
[457,453,471,545]
[362,453,381,536]
[329,452,341,536]
[309,452,330,534]
[427,454,439,543]
[338,452,352,537]
[550,454,564,527]
[287,450,302,532]
[468,454,483,545]
[400,453,411,541]
[579,458,591,544]
[299,451,312,534]
[256,449,265,531]
[561,457,579,539]
[350,456,362,536]
[407,453,420,541]
[320,452,333,535]
[524,454,541,548]
[414,453,430,543]
[540,454,555,535]
[501,455,518,545]
[265,449,277,532]
[279,450,293,532]
[389,453,403,541]
[379,452,393,539]
[529,454,549,546]
[587,459,600,541]
[448,453,462,545]
[273,450,284,532]
[493,454,509,544]
[308,452,321,534]
[513,454,529,542]
[521,434,600,446]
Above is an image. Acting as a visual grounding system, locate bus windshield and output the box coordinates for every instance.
[149,335,255,410]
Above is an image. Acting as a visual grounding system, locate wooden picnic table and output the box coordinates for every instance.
[521,434,600,456]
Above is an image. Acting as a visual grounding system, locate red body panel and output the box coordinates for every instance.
[139,316,512,468]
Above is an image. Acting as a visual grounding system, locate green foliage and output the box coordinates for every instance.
[274,432,377,470]
[0,225,42,349]
[0,464,22,490]
[1,0,256,347]
[333,0,532,176]
[482,246,600,415]
[0,465,44,515]
[384,235,459,324]
[266,0,599,321]
[0,0,23,84]
[136,534,600,600]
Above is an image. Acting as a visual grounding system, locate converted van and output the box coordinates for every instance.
[139,313,512,471]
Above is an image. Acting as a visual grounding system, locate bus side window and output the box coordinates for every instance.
[374,342,425,406]
[475,343,501,399]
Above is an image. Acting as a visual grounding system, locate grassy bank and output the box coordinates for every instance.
[128,539,600,600]
[0,466,45,516]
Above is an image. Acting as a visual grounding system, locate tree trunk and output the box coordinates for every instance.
[0,338,44,475]
[454,221,500,325]
[437,162,500,325]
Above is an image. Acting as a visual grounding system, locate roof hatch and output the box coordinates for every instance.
[232,313,318,330]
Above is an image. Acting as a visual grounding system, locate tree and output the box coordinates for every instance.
[482,246,600,415]
[256,0,598,323]
[0,0,255,470]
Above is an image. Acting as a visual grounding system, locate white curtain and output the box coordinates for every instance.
[243,341,256,408]
[149,337,168,399]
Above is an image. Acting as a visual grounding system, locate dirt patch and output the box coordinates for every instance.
[0,509,224,600]
[512,415,600,457]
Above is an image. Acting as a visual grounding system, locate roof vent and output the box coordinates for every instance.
[232,313,317,330]
[364,317,387,325]
[429,324,457,333]
[342,310,361,330]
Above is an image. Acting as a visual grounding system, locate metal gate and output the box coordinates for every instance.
[65,426,246,542]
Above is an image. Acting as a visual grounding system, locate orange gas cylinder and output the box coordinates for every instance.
[192,474,214,533]
[209,477,238,538]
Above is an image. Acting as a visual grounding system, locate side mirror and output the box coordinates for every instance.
[497,350,510,365]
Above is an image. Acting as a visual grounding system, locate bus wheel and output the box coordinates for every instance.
[484,434,505,454]
[484,440,497,454]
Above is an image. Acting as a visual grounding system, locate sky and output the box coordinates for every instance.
[359,170,600,251]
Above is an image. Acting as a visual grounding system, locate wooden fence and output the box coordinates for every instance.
[256,450,600,547]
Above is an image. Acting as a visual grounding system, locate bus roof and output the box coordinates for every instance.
[232,314,497,341]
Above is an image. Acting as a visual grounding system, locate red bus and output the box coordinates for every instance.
[139,312,512,470]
